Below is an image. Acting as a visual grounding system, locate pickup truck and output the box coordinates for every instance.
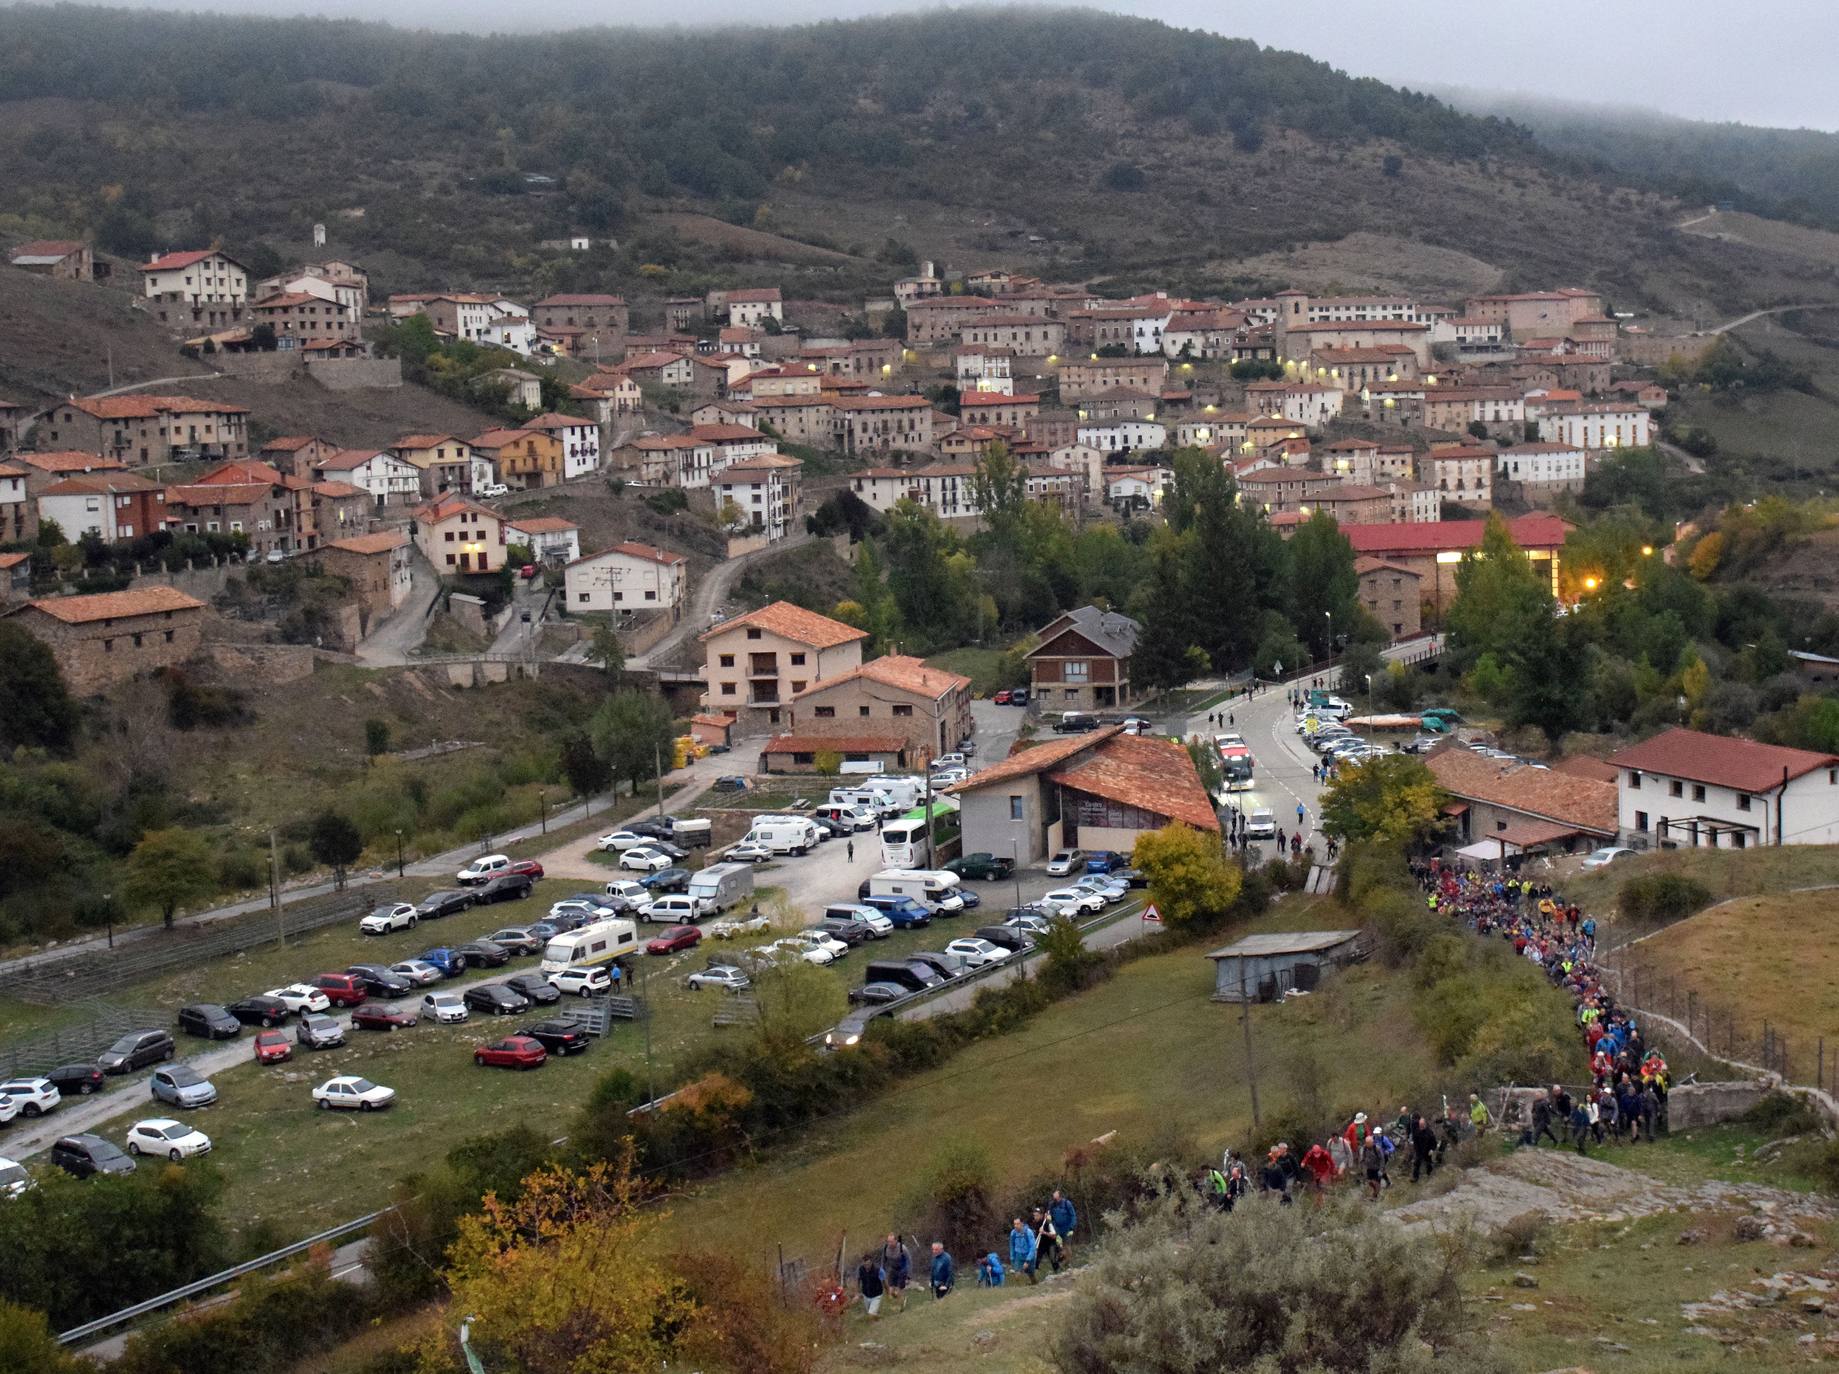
[946,851,1015,881]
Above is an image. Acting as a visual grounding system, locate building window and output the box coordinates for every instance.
[1737,794,1751,812]
[858,706,871,717]
[1668,780,1683,798]
[1627,771,1641,790]
[1634,810,1648,832]
[1065,661,1090,682]
[790,652,806,666]
[1010,795,1025,820]
[720,683,736,696]
[103,638,113,653]
[892,704,913,717]
[746,628,762,640]
[163,630,174,643]
[813,706,835,718]
[719,654,734,668]
[1691,784,1706,803]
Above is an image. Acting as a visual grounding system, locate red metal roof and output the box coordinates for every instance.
[1608,728,1839,793]
[1343,514,1568,557]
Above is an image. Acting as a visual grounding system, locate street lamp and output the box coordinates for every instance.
[394,829,405,878]
[539,789,548,835]
[104,892,113,949]
[1364,672,1372,717]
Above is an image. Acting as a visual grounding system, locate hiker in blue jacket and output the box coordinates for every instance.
[1008,1216,1038,1281]
[929,1241,955,1299]
[1049,1189,1077,1255]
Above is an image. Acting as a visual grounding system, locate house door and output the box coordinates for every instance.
[458,551,471,572]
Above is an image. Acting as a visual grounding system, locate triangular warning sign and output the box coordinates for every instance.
[1141,902,1163,923]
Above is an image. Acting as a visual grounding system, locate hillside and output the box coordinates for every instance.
[0,267,211,402]
[0,5,1822,315]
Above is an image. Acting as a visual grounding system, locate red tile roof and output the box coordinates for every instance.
[761,734,905,755]
[960,391,1041,406]
[1426,748,1617,836]
[946,725,1127,794]
[724,287,783,303]
[166,482,273,506]
[10,451,124,474]
[1343,515,1569,557]
[25,586,204,623]
[64,394,249,419]
[322,531,407,556]
[12,240,85,258]
[140,249,234,272]
[393,434,463,450]
[506,516,578,534]
[794,654,969,704]
[702,600,867,649]
[1607,728,1839,793]
[1048,733,1220,832]
[689,423,767,442]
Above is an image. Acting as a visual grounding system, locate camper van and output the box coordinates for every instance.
[742,817,821,856]
[863,776,926,811]
[686,863,754,916]
[828,787,899,818]
[867,869,965,912]
[540,918,639,974]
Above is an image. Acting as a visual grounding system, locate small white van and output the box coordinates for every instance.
[638,893,706,925]
[867,868,964,912]
[456,854,510,885]
[744,817,821,855]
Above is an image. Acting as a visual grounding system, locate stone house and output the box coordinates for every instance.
[831,395,934,455]
[35,395,251,468]
[10,240,93,281]
[138,250,249,328]
[310,531,414,618]
[531,294,628,352]
[393,434,479,498]
[6,586,205,694]
[248,291,361,344]
[1057,357,1168,402]
[1353,556,1423,641]
[0,459,33,542]
[788,654,973,761]
[162,482,292,554]
[700,600,868,735]
[960,391,1041,429]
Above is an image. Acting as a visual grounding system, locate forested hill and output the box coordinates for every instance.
[0,5,1795,310]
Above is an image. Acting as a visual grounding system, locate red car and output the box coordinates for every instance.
[352,1003,419,1032]
[474,1035,547,1070]
[646,924,702,956]
[993,689,1012,704]
[253,1028,293,1064]
[310,972,369,1007]
[508,859,545,880]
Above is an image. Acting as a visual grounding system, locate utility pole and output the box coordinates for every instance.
[1237,959,1261,1130]
[922,748,935,868]
[653,742,667,819]
[269,828,285,948]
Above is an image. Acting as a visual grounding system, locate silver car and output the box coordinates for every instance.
[149,1065,218,1109]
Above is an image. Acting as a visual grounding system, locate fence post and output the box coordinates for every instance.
[1820,1038,1826,1097]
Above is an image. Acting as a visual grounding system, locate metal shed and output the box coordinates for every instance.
[1205,929,1365,1003]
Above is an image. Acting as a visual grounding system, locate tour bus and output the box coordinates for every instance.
[879,800,961,867]
[541,918,639,974]
[867,868,965,912]
[1220,744,1255,792]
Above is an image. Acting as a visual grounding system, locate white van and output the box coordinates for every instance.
[637,893,706,925]
[828,787,898,817]
[743,817,821,856]
[541,918,638,973]
[837,760,882,776]
[456,854,510,885]
[863,776,926,810]
[867,868,965,912]
[686,862,754,916]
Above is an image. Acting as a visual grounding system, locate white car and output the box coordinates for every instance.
[126,1118,213,1161]
[1045,849,1085,877]
[723,842,775,864]
[477,482,509,499]
[929,767,969,787]
[931,752,967,771]
[457,854,510,885]
[0,1156,32,1199]
[790,930,850,960]
[549,965,613,997]
[389,959,444,987]
[768,938,834,967]
[266,984,331,1015]
[943,937,1010,969]
[1245,809,1276,840]
[603,880,650,908]
[0,1095,18,1127]
[1581,845,1637,870]
[1042,887,1106,916]
[360,902,419,935]
[549,898,616,923]
[620,846,674,873]
[421,991,470,1023]
[708,913,772,939]
[1073,875,1127,903]
[685,965,752,992]
[596,831,651,852]
[312,1076,396,1111]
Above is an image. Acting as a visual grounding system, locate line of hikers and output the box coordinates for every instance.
[854,1190,1078,1315]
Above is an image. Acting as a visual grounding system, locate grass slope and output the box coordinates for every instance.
[0,269,210,403]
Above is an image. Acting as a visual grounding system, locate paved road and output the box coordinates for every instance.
[629,532,812,669]
[353,550,439,667]
[1709,302,1839,335]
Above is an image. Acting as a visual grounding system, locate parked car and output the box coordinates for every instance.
[810,815,851,841]
[723,842,775,865]
[708,912,771,939]
[596,830,652,852]
[351,1003,419,1032]
[474,1035,547,1070]
[643,866,692,893]
[505,972,563,1006]
[463,984,532,1017]
[126,1117,212,1161]
[150,1065,217,1109]
[550,895,616,923]
[176,1004,241,1039]
[421,992,470,1024]
[907,950,969,981]
[1045,849,1086,877]
[387,960,444,988]
[508,859,545,880]
[456,854,511,886]
[484,927,542,957]
[548,965,613,998]
[0,1077,61,1117]
[861,895,932,929]
[228,995,292,1028]
[625,818,677,841]
[943,937,1010,969]
[100,1030,176,1075]
[1072,874,1128,903]
[416,948,467,978]
[0,1156,34,1198]
[791,929,849,959]
[456,940,512,969]
[360,903,418,935]
[767,937,834,967]
[264,985,331,1016]
[685,965,752,992]
[974,925,1032,953]
[1112,866,1149,888]
[1083,850,1125,874]
[415,890,475,920]
[620,846,674,873]
[932,752,967,770]
[253,1028,293,1063]
[295,1014,346,1050]
[1008,687,1029,705]
[1581,845,1637,870]
[955,888,982,910]
[712,775,749,792]
[517,1020,591,1054]
[847,981,909,1007]
[646,925,703,956]
[44,1064,103,1098]
[309,973,369,1007]
[52,1133,135,1178]
[1003,912,1056,938]
[346,965,412,998]
[992,689,1012,704]
[929,767,969,787]
[601,880,649,910]
[814,916,876,946]
[1042,887,1106,916]
[945,852,1015,881]
[474,873,535,905]
[312,1076,395,1111]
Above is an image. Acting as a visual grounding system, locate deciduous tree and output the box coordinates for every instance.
[0,622,78,754]
[308,810,363,889]
[590,691,677,794]
[1131,823,1241,928]
[1320,754,1446,846]
[123,828,216,928]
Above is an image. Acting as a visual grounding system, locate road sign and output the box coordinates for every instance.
[1141,902,1163,924]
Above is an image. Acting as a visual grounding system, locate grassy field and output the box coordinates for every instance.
[925,647,1022,698]
[1568,844,1839,933]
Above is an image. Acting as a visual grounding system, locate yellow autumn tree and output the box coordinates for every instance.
[1687,531,1725,581]
[1131,823,1242,927]
[424,1151,695,1374]
[1319,754,1446,846]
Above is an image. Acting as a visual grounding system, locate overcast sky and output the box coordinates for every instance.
[54,0,1839,131]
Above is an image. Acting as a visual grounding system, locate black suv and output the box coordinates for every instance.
[504,972,561,1006]
[517,1020,590,1055]
[45,1063,105,1097]
[346,964,413,998]
[414,890,475,920]
[475,873,534,905]
[463,984,532,1017]
[99,1030,176,1075]
[457,940,512,969]
[227,995,292,1028]
[176,1004,241,1040]
[52,1134,136,1178]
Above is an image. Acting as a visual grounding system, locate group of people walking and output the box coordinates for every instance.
[854,1191,1078,1317]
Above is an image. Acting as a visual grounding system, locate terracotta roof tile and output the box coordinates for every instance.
[11,451,124,474]
[322,531,407,555]
[25,586,205,623]
[702,600,867,649]
[946,725,1127,794]
[760,734,906,754]
[1426,747,1617,835]
[1344,515,1569,557]
[1047,733,1220,831]
[794,654,969,704]
[1607,727,1839,793]
[506,516,579,534]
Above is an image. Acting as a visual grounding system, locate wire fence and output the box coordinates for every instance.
[0,999,173,1081]
[0,883,400,1007]
[1608,960,1839,1101]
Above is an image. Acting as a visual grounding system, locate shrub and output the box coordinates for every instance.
[1488,1210,1550,1265]
[112,1264,385,1374]
[1738,1091,1823,1136]
[1618,873,1713,924]
[902,1136,1000,1258]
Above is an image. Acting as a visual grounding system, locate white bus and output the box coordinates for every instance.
[878,800,960,867]
[541,918,638,974]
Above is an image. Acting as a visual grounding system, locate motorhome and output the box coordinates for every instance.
[742,817,821,855]
[540,918,639,973]
[686,863,754,916]
[867,869,965,912]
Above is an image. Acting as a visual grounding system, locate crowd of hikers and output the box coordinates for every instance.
[844,857,1679,1320]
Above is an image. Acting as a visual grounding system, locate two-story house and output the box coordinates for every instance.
[411,493,506,575]
[5,586,206,694]
[524,413,601,481]
[503,515,581,567]
[311,449,423,510]
[36,472,167,542]
[787,654,974,763]
[1026,605,1142,711]
[564,541,688,617]
[248,291,361,344]
[1609,728,1839,849]
[714,454,802,542]
[34,395,251,468]
[831,395,934,455]
[700,600,868,735]
[392,434,479,498]
[0,459,31,542]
